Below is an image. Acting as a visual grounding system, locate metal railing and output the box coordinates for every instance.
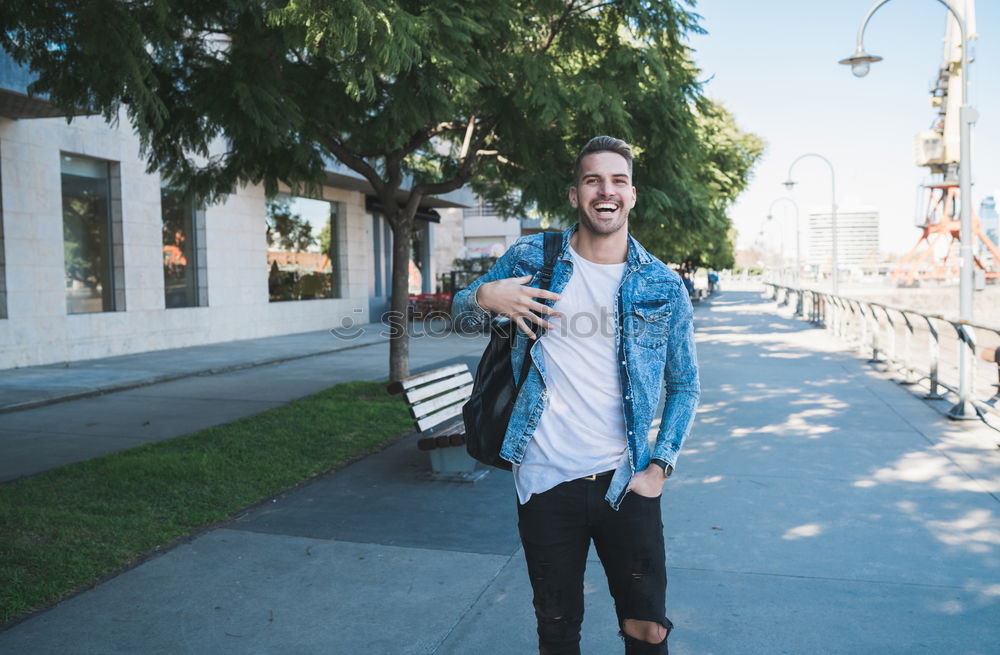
[764,283,1000,422]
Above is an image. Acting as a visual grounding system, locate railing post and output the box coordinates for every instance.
[948,323,978,420]
[856,301,871,354]
[850,300,863,348]
[897,311,917,385]
[849,300,861,346]
[854,301,867,353]
[866,302,884,364]
[923,316,945,400]
[881,306,898,369]
[841,298,852,341]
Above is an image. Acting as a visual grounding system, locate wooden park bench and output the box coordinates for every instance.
[387,363,489,482]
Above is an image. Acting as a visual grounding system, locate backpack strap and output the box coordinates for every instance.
[530,230,562,338]
[538,230,561,289]
[515,230,563,387]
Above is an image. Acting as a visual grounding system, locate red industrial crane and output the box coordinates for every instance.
[893,0,999,286]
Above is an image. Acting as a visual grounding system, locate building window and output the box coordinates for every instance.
[266,194,340,302]
[161,187,203,308]
[61,153,122,314]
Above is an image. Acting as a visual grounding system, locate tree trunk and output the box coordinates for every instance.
[388,216,413,382]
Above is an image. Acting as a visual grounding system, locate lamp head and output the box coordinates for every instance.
[838,47,882,78]
[766,214,774,221]
[782,179,796,191]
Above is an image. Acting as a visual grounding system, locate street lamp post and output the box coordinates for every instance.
[840,0,978,419]
[783,154,838,294]
[757,215,783,280]
[767,197,801,286]
[753,224,772,282]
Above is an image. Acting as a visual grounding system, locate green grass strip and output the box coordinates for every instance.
[0,380,412,624]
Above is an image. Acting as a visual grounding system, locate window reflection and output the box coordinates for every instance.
[161,187,198,308]
[266,195,337,301]
[61,154,113,314]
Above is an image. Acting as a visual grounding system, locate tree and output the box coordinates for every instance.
[679,101,765,270]
[643,101,765,271]
[2,0,761,380]
[482,98,764,272]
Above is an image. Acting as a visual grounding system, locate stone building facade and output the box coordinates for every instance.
[0,56,467,369]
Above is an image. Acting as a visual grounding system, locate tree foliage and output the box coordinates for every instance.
[639,101,765,270]
[2,0,762,379]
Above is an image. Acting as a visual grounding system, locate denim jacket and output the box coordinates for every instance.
[453,224,700,509]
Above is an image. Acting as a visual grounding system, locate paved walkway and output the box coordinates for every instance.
[1,291,998,654]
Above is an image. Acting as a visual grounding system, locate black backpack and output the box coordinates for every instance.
[463,231,562,470]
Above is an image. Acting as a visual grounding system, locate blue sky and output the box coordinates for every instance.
[687,0,998,256]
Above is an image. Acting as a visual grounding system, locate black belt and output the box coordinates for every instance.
[575,470,615,482]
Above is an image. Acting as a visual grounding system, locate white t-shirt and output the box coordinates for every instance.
[514,245,628,504]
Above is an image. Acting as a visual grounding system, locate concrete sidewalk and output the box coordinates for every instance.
[1,291,999,654]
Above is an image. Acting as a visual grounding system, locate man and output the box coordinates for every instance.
[453,136,700,654]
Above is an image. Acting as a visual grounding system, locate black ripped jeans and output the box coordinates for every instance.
[517,473,672,655]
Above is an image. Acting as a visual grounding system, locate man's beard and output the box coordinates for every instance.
[578,205,629,236]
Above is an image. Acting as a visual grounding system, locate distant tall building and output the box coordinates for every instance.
[980,196,998,251]
[807,206,880,268]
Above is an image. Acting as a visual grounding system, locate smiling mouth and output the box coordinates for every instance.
[592,202,619,214]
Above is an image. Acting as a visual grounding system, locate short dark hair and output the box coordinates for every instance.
[574,136,634,182]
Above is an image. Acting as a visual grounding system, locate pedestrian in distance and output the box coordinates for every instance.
[680,270,695,297]
[453,136,700,654]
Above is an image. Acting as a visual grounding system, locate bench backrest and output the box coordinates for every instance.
[387,364,474,433]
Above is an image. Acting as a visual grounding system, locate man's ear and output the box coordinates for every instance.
[569,185,579,208]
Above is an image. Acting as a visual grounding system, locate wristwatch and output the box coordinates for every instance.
[650,459,673,478]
